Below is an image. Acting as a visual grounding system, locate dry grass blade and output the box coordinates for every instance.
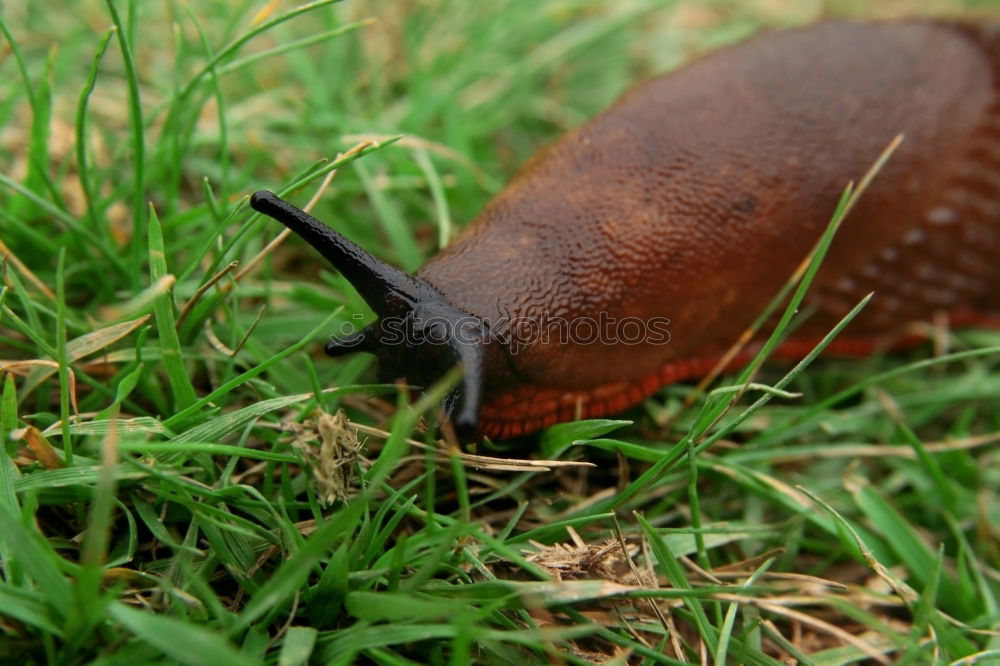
[202,305,265,358]
[760,431,1000,463]
[797,485,919,606]
[457,451,596,472]
[11,425,63,469]
[3,360,80,416]
[709,569,850,592]
[203,320,236,357]
[97,275,174,321]
[341,133,490,184]
[18,314,149,397]
[752,598,894,664]
[250,0,281,26]
[102,567,161,587]
[611,516,672,642]
[950,650,1000,665]
[231,305,266,356]
[175,260,238,330]
[709,462,815,511]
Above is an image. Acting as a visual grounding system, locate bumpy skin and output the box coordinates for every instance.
[415,21,1000,440]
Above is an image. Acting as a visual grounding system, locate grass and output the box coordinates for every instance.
[1,0,999,663]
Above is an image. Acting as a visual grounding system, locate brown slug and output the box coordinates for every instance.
[251,20,1000,441]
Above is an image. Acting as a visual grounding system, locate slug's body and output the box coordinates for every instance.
[253,20,1000,441]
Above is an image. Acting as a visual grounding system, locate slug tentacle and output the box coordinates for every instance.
[250,190,491,439]
[250,190,434,316]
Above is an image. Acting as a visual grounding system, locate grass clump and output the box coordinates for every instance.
[1,1,999,664]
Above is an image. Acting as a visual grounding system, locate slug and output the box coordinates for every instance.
[251,20,1000,441]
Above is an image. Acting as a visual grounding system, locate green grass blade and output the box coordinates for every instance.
[231,501,364,633]
[847,478,967,616]
[175,0,344,104]
[635,512,717,658]
[55,248,73,464]
[148,204,197,408]
[109,601,255,666]
[0,505,73,614]
[162,310,340,429]
[105,0,146,285]
[0,582,64,636]
[278,626,318,666]
[169,393,318,446]
[75,27,117,243]
[217,20,374,77]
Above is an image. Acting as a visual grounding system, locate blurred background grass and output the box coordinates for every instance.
[4,0,997,364]
[2,0,1000,664]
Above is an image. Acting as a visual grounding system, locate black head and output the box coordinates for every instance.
[250,190,487,440]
